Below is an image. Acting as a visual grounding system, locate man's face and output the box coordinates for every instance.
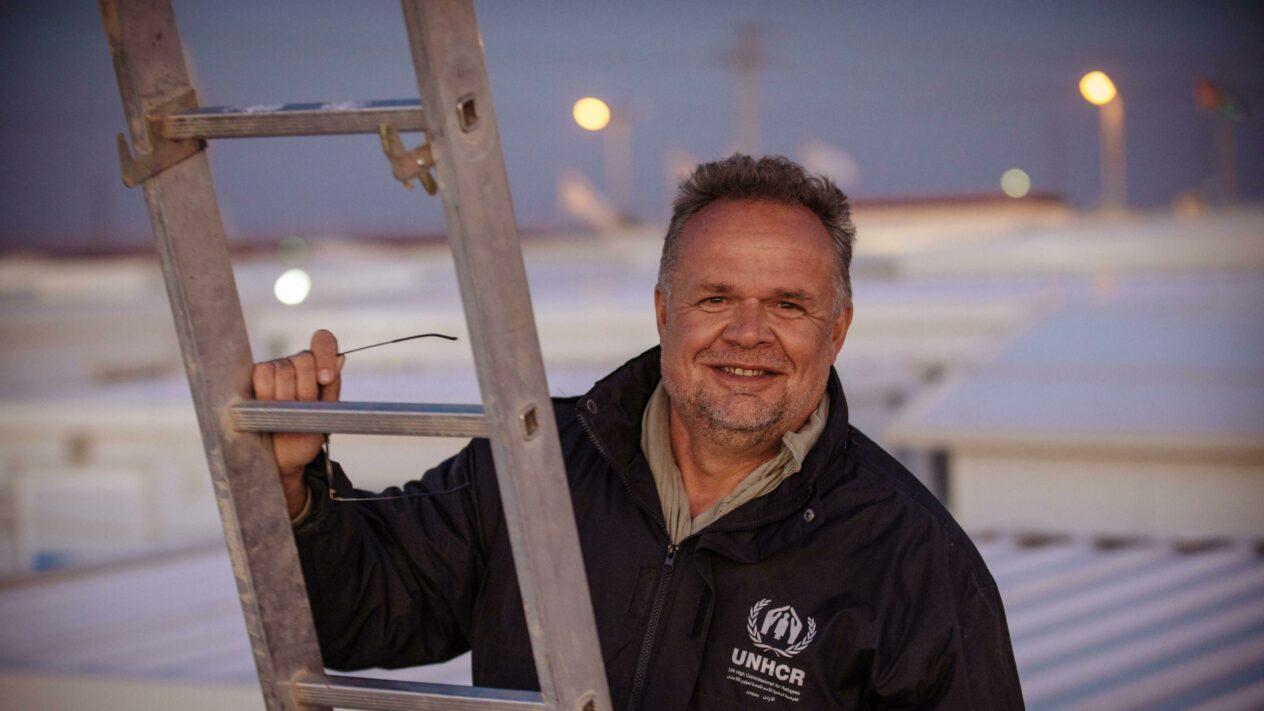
[656,199,853,443]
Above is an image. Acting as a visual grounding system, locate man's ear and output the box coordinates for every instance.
[654,287,668,340]
[830,305,854,358]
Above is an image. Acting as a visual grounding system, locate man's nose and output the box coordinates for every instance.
[721,299,774,348]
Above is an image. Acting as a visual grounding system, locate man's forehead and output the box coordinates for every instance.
[675,216,836,275]
[676,200,835,262]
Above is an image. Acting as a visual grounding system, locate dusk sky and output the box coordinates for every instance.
[2,1,1261,251]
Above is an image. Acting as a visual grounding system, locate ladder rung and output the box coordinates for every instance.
[160,99,425,140]
[289,674,545,710]
[231,401,486,437]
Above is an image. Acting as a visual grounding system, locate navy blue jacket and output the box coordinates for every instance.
[293,347,1024,709]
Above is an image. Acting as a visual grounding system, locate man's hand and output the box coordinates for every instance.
[252,329,343,518]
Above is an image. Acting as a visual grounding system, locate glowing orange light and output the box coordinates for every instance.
[572,97,612,131]
[1079,71,1118,106]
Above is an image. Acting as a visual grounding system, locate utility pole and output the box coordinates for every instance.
[1099,98,1127,211]
[604,111,633,220]
[722,23,767,156]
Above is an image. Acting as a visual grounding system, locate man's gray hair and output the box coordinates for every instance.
[657,154,857,311]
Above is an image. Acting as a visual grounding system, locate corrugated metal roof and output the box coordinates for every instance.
[2,537,1262,708]
[0,544,471,687]
[978,536,1264,710]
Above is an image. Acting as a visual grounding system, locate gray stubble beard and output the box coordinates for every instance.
[662,369,801,452]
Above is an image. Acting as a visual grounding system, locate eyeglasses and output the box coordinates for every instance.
[322,332,461,502]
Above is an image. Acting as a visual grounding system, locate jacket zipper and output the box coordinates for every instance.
[622,507,810,711]
[578,407,819,708]
[627,542,677,711]
[579,407,681,711]
[576,407,618,473]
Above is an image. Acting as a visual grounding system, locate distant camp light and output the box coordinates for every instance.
[1000,168,1031,198]
[274,268,311,305]
[1079,71,1117,106]
[572,96,612,131]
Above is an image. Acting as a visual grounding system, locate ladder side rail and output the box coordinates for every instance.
[399,2,613,710]
[100,2,328,709]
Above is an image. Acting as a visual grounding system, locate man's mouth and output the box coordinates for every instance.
[718,366,770,377]
[708,362,785,382]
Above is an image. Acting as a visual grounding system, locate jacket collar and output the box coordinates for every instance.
[576,346,853,558]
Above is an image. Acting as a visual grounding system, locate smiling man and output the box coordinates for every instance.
[262,155,1024,709]
[652,193,852,543]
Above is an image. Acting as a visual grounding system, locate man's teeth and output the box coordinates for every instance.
[721,366,767,377]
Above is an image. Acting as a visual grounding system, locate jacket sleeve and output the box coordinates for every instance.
[867,524,1025,710]
[929,558,1026,709]
[290,441,492,670]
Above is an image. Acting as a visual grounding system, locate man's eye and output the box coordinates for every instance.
[703,297,726,305]
[778,301,802,311]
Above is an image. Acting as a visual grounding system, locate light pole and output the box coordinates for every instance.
[1079,71,1126,211]
[573,96,632,221]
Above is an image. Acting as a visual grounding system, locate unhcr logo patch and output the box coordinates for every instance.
[725,599,816,702]
[746,598,817,658]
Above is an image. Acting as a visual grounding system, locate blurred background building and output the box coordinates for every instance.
[1,1,1262,708]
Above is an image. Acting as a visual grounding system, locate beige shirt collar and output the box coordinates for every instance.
[640,381,830,545]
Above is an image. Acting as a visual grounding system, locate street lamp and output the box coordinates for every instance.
[572,97,611,132]
[1079,71,1126,211]
[572,96,632,221]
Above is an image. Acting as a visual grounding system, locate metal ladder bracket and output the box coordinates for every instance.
[379,123,438,194]
[116,88,204,188]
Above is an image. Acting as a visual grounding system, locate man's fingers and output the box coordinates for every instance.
[252,361,275,400]
[311,329,339,385]
[290,351,318,402]
[257,331,341,404]
[320,354,345,402]
[273,358,296,401]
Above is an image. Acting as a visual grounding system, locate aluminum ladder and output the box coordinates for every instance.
[100,1,612,709]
